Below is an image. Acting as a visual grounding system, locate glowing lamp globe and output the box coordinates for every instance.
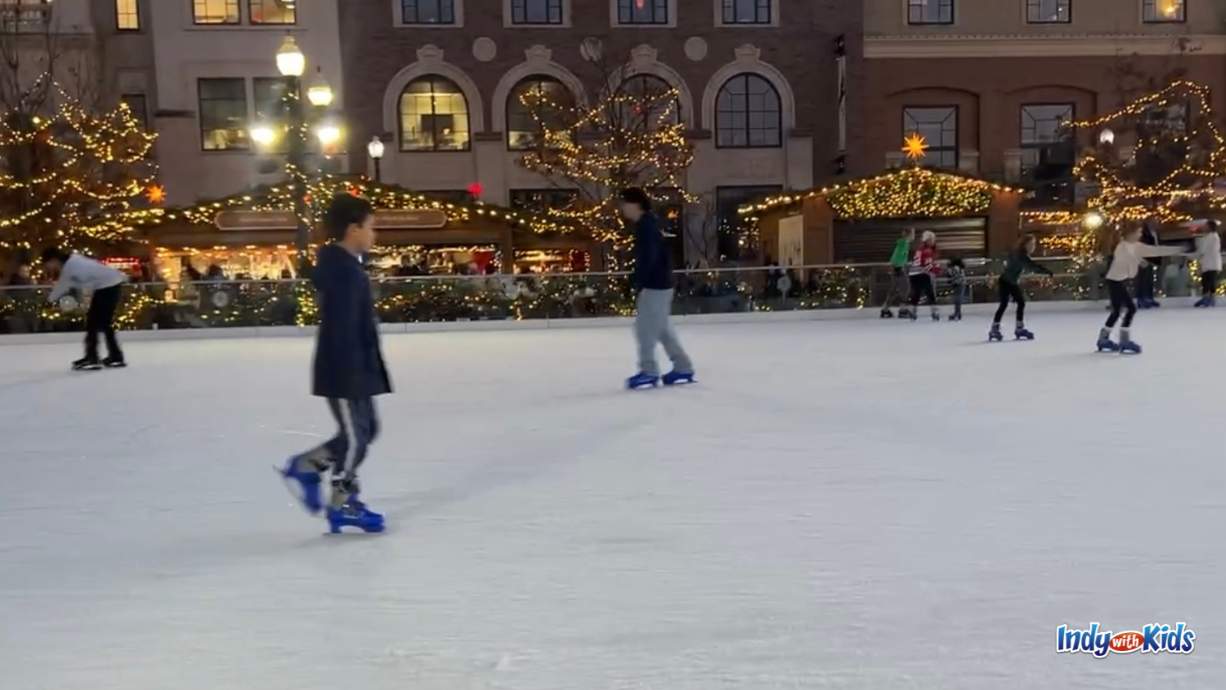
[276,35,306,78]
[1098,128,1115,146]
[367,136,385,160]
[315,123,342,147]
[250,124,276,147]
[1083,211,1105,231]
[306,69,333,107]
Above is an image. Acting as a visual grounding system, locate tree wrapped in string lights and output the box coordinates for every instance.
[1073,80,1226,226]
[0,77,158,253]
[516,56,694,257]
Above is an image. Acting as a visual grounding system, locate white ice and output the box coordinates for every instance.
[1,307,1223,690]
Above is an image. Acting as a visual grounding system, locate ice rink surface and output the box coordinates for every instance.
[2,308,1224,690]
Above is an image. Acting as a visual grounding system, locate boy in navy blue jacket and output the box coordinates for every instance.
[281,194,391,534]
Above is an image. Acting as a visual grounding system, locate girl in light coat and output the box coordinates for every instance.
[1097,225,1184,354]
[1193,219,1222,308]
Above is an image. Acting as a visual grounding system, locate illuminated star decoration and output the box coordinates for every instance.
[902,132,929,162]
[145,184,166,205]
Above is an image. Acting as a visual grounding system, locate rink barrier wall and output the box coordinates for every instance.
[0,300,1115,346]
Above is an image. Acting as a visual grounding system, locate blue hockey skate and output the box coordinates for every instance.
[326,496,384,534]
[1015,326,1035,341]
[278,456,323,515]
[626,372,660,390]
[662,370,696,386]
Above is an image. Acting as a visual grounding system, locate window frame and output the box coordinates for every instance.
[246,0,297,25]
[398,75,473,153]
[616,0,670,25]
[398,0,460,26]
[1019,102,1075,173]
[191,0,241,25]
[1142,0,1185,23]
[714,73,783,150]
[718,0,774,26]
[907,0,954,25]
[616,74,683,132]
[197,77,250,152]
[507,0,566,26]
[115,0,141,31]
[505,75,575,152]
[1026,0,1071,24]
[902,105,959,169]
[508,188,580,211]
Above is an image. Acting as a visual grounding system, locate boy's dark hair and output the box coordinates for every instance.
[40,247,69,264]
[324,194,374,241]
[948,257,965,268]
[619,187,652,212]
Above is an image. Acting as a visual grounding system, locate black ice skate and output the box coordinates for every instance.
[72,357,102,371]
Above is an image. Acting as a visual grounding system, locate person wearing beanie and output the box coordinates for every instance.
[280,194,390,534]
[42,247,128,370]
[1192,219,1222,308]
[1097,223,1184,354]
[621,187,694,389]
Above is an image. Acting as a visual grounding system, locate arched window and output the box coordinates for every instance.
[399,76,470,151]
[715,74,781,148]
[617,74,681,132]
[506,76,575,150]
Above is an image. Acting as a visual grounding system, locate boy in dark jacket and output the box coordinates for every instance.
[622,187,694,389]
[280,194,391,534]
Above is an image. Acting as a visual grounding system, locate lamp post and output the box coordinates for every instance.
[367,136,385,182]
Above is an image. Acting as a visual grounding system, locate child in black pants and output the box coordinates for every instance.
[1098,225,1183,354]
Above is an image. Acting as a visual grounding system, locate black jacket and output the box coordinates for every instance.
[1000,248,1052,284]
[632,212,673,290]
[311,243,391,400]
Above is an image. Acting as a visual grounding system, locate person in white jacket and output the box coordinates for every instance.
[41,248,128,370]
[1097,225,1185,354]
[1193,219,1222,308]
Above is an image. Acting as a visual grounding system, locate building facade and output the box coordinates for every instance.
[337,0,862,264]
[862,0,1226,204]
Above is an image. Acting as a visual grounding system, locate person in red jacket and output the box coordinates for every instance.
[906,230,941,321]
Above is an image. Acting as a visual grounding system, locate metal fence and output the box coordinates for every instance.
[0,254,1184,335]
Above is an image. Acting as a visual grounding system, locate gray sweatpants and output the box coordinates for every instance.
[635,289,692,376]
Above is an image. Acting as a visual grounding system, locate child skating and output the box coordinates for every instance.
[906,231,941,321]
[622,187,694,389]
[880,228,915,319]
[280,194,390,534]
[946,257,967,322]
[989,234,1052,341]
[1192,219,1221,308]
[42,248,128,370]
[1098,224,1184,354]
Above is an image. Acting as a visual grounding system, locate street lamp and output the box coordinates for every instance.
[367,136,385,182]
[306,67,334,108]
[276,35,305,78]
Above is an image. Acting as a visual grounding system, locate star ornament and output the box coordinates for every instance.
[145,184,166,205]
[902,132,929,162]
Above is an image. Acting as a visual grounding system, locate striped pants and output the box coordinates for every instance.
[310,398,378,501]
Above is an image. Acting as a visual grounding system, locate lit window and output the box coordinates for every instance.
[402,0,455,24]
[1026,0,1070,23]
[716,74,782,148]
[507,77,574,151]
[1020,104,1073,171]
[1143,0,1184,22]
[198,78,249,151]
[721,0,771,24]
[248,0,295,24]
[617,74,681,132]
[399,76,471,151]
[115,0,140,30]
[0,0,53,32]
[511,0,562,24]
[193,0,239,24]
[908,0,953,24]
[252,77,294,152]
[903,106,957,168]
[619,0,667,24]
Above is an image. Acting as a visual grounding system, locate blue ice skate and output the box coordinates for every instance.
[326,496,385,534]
[1096,335,1119,352]
[279,456,323,514]
[1119,337,1142,355]
[662,370,696,386]
[1015,326,1035,341]
[988,323,1003,342]
[626,372,660,390]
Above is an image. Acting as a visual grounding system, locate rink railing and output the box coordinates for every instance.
[0,255,1187,334]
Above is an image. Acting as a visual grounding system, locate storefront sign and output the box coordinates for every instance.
[375,209,448,229]
[215,211,298,231]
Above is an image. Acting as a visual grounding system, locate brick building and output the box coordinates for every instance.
[862,0,1226,205]
[337,0,863,264]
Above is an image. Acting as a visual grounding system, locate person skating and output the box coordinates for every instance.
[989,234,1052,341]
[906,230,941,321]
[1098,224,1184,354]
[280,194,390,534]
[622,187,694,390]
[880,228,915,319]
[42,248,128,370]
[946,257,967,322]
[1136,220,1163,309]
[1192,219,1222,308]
